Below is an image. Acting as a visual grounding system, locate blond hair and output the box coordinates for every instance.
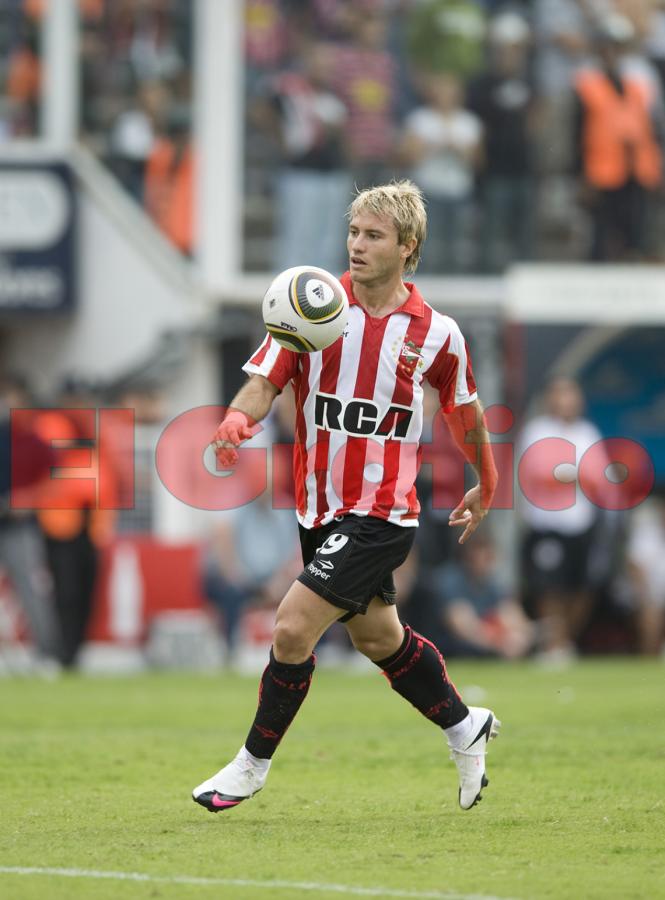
[347,180,427,274]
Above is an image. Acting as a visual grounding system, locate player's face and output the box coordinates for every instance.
[347,212,413,285]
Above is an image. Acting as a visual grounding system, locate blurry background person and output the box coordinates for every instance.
[108,382,168,535]
[517,376,610,664]
[33,379,116,669]
[573,13,664,261]
[399,71,483,273]
[626,490,665,656]
[201,439,300,661]
[143,106,194,254]
[468,11,536,272]
[254,42,350,273]
[107,79,170,202]
[428,534,535,659]
[530,0,595,256]
[327,4,398,188]
[532,0,594,173]
[413,384,464,579]
[4,13,41,137]
[0,375,61,670]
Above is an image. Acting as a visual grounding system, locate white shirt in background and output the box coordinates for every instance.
[517,415,606,534]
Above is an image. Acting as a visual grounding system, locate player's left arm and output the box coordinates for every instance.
[443,398,498,544]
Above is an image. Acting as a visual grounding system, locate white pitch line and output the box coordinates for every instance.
[0,866,518,900]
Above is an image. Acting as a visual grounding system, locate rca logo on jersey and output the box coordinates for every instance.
[314,393,413,440]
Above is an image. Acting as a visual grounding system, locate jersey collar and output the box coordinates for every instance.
[340,271,425,318]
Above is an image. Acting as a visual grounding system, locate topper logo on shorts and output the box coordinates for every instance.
[314,393,413,439]
[307,562,331,580]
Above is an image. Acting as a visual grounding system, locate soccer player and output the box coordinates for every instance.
[193,180,500,813]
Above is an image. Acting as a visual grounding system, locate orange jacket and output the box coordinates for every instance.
[575,68,662,190]
[32,411,116,546]
[7,47,40,103]
[144,138,194,254]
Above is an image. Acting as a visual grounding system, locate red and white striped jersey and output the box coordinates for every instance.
[244,272,477,529]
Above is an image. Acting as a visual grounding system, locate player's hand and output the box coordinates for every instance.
[211,410,254,467]
[448,484,487,545]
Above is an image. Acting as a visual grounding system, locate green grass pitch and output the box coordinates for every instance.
[1,659,664,900]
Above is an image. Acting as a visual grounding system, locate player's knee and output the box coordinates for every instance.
[272,618,314,663]
[351,632,398,662]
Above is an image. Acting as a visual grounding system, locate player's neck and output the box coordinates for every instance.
[352,275,410,318]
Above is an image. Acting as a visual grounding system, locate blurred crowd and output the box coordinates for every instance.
[245,0,665,270]
[1,370,664,674]
[2,0,665,268]
[0,0,194,252]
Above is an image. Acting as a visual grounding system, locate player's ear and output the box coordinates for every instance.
[401,235,417,263]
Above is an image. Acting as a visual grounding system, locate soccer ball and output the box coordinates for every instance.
[262,265,349,353]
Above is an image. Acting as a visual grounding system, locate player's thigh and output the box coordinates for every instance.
[344,595,404,660]
[275,579,346,648]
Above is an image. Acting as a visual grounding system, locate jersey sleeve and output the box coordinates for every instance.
[425,318,477,413]
[242,335,299,390]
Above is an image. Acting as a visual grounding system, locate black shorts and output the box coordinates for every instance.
[522,526,596,593]
[297,514,416,619]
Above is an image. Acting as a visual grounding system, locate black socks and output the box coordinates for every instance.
[244,626,464,760]
[245,648,316,759]
[376,625,468,729]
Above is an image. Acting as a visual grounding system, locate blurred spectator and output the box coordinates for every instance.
[399,72,482,272]
[532,0,594,173]
[413,386,461,572]
[327,5,398,187]
[429,534,535,658]
[5,16,40,138]
[144,109,194,253]
[0,374,61,668]
[245,0,291,79]
[573,13,664,261]
[468,11,536,272]
[33,379,115,669]
[626,491,665,655]
[107,80,170,202]
[108,383,168,534]
[202,445,300,658]
[406,0,486,79]
[255,43,351,273]
[518,376,610,664]
[127,0,187,85]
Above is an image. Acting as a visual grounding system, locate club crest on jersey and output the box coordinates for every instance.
[393,336,424,377]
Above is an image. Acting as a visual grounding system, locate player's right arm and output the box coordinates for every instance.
[212,374,280,467]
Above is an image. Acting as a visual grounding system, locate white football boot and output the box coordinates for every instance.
[448,707,501,810]
[192,747,271,813]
